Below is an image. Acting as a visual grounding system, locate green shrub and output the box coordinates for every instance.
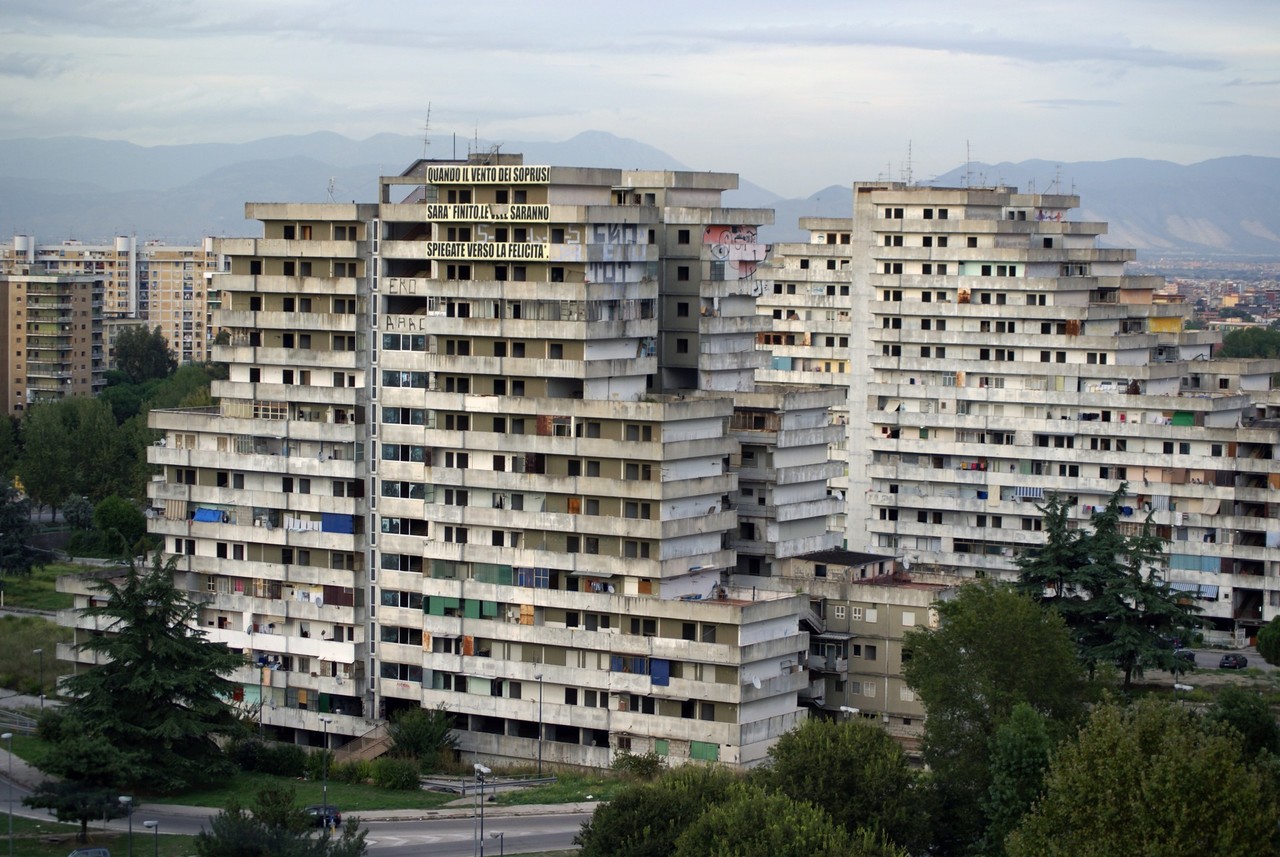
[331,759,372,784]
[372,756,421,790]
[270,743,307,778]
[610,751,665,780]
[306,748,333,782]
[229,739,308,777]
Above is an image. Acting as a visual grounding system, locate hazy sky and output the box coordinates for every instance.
[2,0,1277,196]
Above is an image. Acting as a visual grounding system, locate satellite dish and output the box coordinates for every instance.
[903,558,912,570]
[752,676,761,690]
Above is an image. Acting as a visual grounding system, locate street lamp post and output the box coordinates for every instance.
[474,763,491,857]
[1174,683,1193,710]
[31,649,43,709]
[119,796,133,857]
[490,831,505,856]
[839,706,860,721]
[4,731,13,857]
[318,716,333,824]
[143,820,159,857]
[533,672,544,776]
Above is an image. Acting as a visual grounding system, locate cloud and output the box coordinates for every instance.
[1225,77,1280,87]
[0,52,69,78]
[1025,99,1123,109]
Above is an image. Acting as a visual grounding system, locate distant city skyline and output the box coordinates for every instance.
[2,0,1277,197]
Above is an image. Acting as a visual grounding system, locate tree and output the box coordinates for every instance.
[386,703,457,769]
[575,765,739,857]
[114,324,177,384]
[0,486,39,578]
[63,494,94,530]
[1207,686,1280,759]
[979,703,1053,857]
[672,784,906,857]
[19,403,73,520]
[49,553,247,792]
[1017,486,1202,688]
[1219,326,1280,358]
[22,781,130,843]
[901,581,1089,855]
[752,717,925,851]
[1258,615,1280,667]
[194,784,368,857]
[1007,700,1279,857]
[92,495,148,556]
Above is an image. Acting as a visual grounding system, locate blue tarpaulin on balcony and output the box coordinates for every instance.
[321,513,355,534]
[192,508,223,523]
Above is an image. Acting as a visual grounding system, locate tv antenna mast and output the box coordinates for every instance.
[901,140,913,186]
[326,178,336,202]
[421,104,432,160]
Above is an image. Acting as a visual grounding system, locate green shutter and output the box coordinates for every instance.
[482,600,498,617]
[464,599,481,619]
[1172,411,1194,427]
[654,739,669,756]
[427,596,445,615]
[690,740,719,761]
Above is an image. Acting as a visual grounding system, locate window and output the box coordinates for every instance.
[677,229,690,244]
[676,338,689,354]
[677,302,689,317]
[677,266,690,281]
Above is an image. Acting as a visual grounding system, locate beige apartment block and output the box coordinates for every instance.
[0,269,104,414]
[847,182,1280,639]
[2,235,223,364]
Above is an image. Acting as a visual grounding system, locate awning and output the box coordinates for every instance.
[1168,582,1219,600]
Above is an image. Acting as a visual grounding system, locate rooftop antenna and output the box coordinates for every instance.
[964,141,972,188]
[1051,164,1063,194]
[421,103,432,160]
[901,141,913,186]
[326,178,336,203]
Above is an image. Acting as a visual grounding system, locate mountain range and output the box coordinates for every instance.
[1,131,1277,258]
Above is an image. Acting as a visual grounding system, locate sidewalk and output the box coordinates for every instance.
[0,745,46,790]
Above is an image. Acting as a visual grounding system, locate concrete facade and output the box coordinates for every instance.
[848,182,1280,637]
[73,157,844,768]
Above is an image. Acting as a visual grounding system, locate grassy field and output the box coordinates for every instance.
[0,613,70,698]
[494,772,628,806]
[0,562,80,611]
[8,816,200,857]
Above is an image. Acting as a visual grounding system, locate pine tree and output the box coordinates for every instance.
[48,553,246,792]
[1017,484,1201,688]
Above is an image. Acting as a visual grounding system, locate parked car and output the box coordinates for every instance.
[1173,649,1196,668]
[68,850,111,857]
[1219,653,1248,669]
[304,804,342,828]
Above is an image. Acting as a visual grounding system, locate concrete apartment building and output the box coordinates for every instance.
[2,235,223,364]
[64,155,844,768]
[58,204,377,740]
[0,266,104,414]
[847,181,1280,638]
[755,218,855,537]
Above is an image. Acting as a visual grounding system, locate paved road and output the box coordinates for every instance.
[3,777,592,855]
